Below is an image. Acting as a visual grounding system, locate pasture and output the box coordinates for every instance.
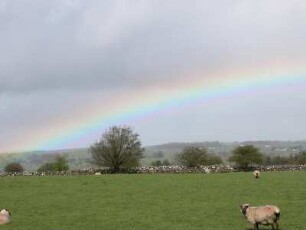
[0,171,305,230]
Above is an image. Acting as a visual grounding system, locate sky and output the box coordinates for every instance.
[1,0,306,153]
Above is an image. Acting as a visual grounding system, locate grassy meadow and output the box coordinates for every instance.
[0,171,305,230]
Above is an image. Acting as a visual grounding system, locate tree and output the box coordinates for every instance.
[162,159,171,166]
[151,160,162,166]
[289,151,306,165]
[297,151,306,165]
[37,155,69,172]
[53,156,69,171]
[206,155,223,165]
[151,159,171,166]
[4,162,24,173]
[90,126,144,173]
[176,147,209,167]
[38,162,56,172]
[228,145,263,171]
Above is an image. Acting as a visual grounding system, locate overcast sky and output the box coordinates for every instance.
[1,0,306,152]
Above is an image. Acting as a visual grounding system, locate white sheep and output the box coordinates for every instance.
[240,204,280,230]
[0,209,11,225]
[253,170,260,179]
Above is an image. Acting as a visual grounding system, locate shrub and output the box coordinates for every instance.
[4,162,24,173]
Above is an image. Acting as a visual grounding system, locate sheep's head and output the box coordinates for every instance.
[240,204,250,216]
[0,209,11,217]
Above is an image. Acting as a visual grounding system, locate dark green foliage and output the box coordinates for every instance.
[151,159,171,166]
[90,126,144,172]
[176,147,208,167]
[176,147,222,167]
[228,145,263,170]
[151,160,162,166]
[176,147,223,167]
[4,162,24,173]
[37,155,69,172]
[264,151,306,165]
[162,159,171,166]
[206,155,223,165]
[37,162,56,172]
[53,156,69,171]
[288,151,306,165]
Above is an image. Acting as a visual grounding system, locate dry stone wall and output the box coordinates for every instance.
[0,165,305,177]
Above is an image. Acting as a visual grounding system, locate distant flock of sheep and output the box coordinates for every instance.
[0,170,281,229]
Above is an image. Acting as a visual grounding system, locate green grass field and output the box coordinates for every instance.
[0,171,305,230]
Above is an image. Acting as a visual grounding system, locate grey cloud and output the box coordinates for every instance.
[1,0,306,93]
[1,0,306,152]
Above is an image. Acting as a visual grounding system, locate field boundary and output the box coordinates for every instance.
[1,164,305,176]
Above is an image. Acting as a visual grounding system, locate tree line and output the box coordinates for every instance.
[2,125,306,173]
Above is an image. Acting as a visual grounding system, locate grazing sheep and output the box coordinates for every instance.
[240,204,280,230]
[0,209,11,225]
[253,170,260,179]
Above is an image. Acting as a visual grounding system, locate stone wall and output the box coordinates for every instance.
[0,165,305,177]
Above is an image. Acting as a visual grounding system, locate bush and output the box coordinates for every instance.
[4,162,24,173]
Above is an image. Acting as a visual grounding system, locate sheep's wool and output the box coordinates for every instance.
[0,209,10,225]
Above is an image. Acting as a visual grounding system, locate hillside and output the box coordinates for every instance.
[1,140,306,171]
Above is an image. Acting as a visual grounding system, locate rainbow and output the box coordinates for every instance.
[4,60,306,153]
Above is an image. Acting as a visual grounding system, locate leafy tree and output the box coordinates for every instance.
[151,159,171,166]
[4,162,24,173]
[176,147,209,167]
[206,155,223,165]
[263,155,273,165]
[162,159,171,166]
[151,160,162,166]
[264,155,291,165]
[296,151,306,164]
[37,155,69,172]
[90,126,144,173]
[53,156,69,171]
[38,162,56,172]
[228,145,263,171]
[286,151,306,165]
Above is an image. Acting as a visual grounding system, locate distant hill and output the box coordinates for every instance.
[1,140,305,171]
[0,148,92,172]
[144,140,306,165]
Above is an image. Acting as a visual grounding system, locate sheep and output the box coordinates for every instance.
[240,204,280,230]
[253,170,260,179]
[0,209,11,225]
